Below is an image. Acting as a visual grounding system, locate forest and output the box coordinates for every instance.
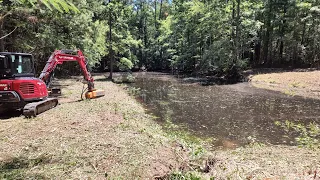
[1,1,320,179]
[1,0,320,78]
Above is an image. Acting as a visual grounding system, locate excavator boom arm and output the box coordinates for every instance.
[39,50,95,91]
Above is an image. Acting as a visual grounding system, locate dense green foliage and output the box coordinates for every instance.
[1,0,320,77]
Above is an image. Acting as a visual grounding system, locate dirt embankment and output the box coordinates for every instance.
[0,75,319,179]
[250,70,320,100]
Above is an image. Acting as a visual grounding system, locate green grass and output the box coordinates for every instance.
[290,82,301,88]
[283,89,296,96]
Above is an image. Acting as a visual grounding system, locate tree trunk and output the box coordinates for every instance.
[278,3,286,67]
[254,40,261,66]
[154,0,157,29]
[159,0,163,20]
[292,2,298,68]
[144,8,148,65]
[108,0,114,79]
[231,1,235,40]
[279,40,283,66]
[234,0,241,64]
[0,21,4,51]
[301,16,306,45]
[263,0,273,67]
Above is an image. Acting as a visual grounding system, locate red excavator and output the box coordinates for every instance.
[0,49,105,117]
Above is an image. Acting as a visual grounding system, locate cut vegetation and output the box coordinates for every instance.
[0,75,319,179]
[251,70,320,100]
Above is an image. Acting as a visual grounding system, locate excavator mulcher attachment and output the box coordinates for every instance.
[85,89,105,99]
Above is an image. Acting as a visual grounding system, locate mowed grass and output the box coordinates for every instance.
[0,75,181,179]
[251,71,320,99]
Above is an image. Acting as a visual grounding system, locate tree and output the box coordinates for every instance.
[102,0,140,79]
[0,0,79,54]
[2,0,320,78]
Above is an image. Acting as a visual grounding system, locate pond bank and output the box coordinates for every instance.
[119,72,320,179]
[0,75,319,179]
[250,70,320,100]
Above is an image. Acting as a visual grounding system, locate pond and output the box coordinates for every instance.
[129,72,320,147]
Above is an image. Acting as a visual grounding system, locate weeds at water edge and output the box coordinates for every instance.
[275,120,320,149]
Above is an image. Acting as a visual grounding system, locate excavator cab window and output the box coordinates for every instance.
[21,56,33,73]
[0,55,9,68]
[0,54,35,78]
[0,55,11,78]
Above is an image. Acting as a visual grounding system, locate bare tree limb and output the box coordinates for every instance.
[0,27,18,40]
[0,11,13,23]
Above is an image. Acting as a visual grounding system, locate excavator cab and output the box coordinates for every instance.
[0,53,35,79]
[0,52,54,116]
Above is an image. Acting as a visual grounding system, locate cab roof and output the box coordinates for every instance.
[0,52,32,56]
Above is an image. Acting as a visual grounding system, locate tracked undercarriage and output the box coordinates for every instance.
[23,98,58,118]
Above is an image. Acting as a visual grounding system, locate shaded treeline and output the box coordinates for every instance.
[1,0,320,78]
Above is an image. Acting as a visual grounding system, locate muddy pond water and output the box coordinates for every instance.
[129,72,320,147]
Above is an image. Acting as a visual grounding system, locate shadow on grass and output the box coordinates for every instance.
[50,84,70,87]
[94,77,113,82]
[61,99,84,105]
[0,155,51,179]
[0,99,86,120]
[0,109,22,120]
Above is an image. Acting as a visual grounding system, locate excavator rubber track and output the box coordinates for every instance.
[23,98,58,118]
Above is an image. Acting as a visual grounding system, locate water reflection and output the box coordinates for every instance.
[131,72,320,146]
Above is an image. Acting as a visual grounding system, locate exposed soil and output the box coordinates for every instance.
[250,70,320,100]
